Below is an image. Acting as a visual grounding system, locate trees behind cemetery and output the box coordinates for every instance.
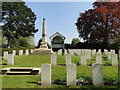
[76,2,120,47]
[71,38,80,47]
[2,2,38,47]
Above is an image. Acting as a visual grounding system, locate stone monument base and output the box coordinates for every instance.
[32,48,53,55]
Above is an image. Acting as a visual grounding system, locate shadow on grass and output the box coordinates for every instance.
[26,81,40,85]
[1,63,7,65]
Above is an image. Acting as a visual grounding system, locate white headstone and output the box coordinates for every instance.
[7,54,14,65]
[86,52,91,60]
[78,49,81,55]
[3,51,8,60]
[25,49,29,55]
[65,54,71,64]
[64,49,67,55]
[80,54,87,66]
[96,54,102,64]
[69,49,74,55]
[110,50,115,54]
[92,49,96,56]
[119,50,120,60]
[58,49,62,55]
[19,50,23,56]
[50,54,57,65]
[67,64,76,86]
[97,50,102,55]
[108,52,110,60]
[118,64,120,86]
[12,50,16,55]
[30,49,33,53]
[81,49,85,54]
[104,49,108,55]
[92,64,103,86]
[111,54,118,66]
[41,64,51,85]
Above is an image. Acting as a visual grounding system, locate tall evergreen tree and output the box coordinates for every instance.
[2,2,38,46]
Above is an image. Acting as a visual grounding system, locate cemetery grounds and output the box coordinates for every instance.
[1,51,120,89]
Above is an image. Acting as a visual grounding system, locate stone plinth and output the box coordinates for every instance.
[32,48,52,55]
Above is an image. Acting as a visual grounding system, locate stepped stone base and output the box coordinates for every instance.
[1,67,41,75]
[32,48,53,55]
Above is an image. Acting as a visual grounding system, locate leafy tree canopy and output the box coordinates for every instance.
[76,1,120,45]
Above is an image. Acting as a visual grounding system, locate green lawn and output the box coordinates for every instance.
[1,54,114,68]
[1,54,120,88]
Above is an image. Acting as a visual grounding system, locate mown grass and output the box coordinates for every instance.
[1,54,120,88]
[1,54,117,68]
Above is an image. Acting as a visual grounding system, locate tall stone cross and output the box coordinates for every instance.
[40,18,48,49]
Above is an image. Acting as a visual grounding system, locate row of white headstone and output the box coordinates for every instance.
[58,49,119,57]
[41,63,120,86]
[51,53,118,66]
[3,49,34,65]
